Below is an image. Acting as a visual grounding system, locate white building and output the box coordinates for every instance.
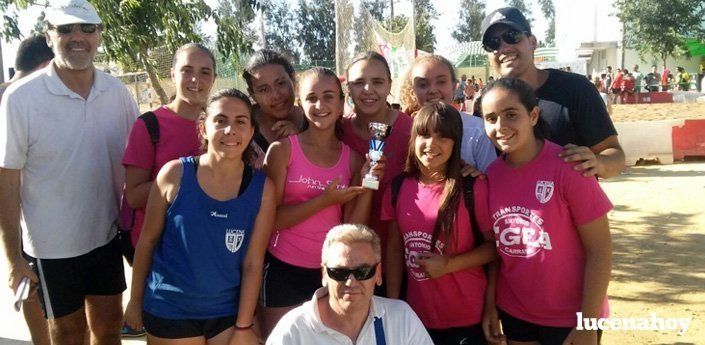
[554,0,703,78]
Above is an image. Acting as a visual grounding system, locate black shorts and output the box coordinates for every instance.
[143,311,235,339]
[427,323,486,345]
[260,251,321,307]
[498,308,602,344]
[23,236,126,319]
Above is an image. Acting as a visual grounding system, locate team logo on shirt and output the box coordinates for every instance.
[402,231,445,281]
[288,175,348,191]
[211,211,228,218]
[535,180,554,204]
[493,212,552,258]
[225,229,245,253]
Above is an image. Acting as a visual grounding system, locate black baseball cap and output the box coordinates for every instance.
[481,7,532,44]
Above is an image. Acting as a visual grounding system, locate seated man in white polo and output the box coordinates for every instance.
[266,224,432,345]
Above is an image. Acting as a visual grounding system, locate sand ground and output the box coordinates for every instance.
[611,102,705,123]
[598,163,705,345]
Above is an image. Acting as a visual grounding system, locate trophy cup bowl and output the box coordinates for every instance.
[362,122,391,190]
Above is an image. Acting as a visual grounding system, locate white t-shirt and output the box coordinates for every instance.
[267,288,433,345]
[460,111,496,173]
[0,63,139,258]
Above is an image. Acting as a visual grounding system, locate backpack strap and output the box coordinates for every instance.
[390,173,406,210]
[462,175,483,248]
[253,132,270,153]
[138,111,159,146]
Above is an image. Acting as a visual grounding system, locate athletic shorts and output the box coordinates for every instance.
[427,323,487,345]
[498,308,603,344]
[142,311,235,339]
[23,236,126,319]
[260,251,321,308]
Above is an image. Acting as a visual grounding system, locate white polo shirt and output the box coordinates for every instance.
[0,62,138,259]
[266,288,433,345]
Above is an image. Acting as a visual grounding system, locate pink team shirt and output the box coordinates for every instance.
[341,111,412,247]
[268,135,353,268]
[474,140,612,327]
[381,178,486,329]
[122,106,201,245]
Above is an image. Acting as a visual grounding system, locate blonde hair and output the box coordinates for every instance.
[399,68,420,115]
[321,224,381,266]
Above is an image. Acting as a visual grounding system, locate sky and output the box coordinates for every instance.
[0,0,554,81]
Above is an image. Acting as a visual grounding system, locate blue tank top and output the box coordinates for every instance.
[143,156,265,319]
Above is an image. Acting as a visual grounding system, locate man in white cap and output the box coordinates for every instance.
[480,7,625,179]
[0,0,138,344]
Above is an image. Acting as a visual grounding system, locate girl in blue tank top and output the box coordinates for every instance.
[125,89,276,345]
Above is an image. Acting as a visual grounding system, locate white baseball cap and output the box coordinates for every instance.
[45,0,102,26]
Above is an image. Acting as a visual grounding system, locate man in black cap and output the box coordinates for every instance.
[481,7,625,179]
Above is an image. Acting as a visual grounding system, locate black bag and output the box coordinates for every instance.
[118,111,159,265]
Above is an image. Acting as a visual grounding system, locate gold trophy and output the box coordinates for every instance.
[362,122,391,190]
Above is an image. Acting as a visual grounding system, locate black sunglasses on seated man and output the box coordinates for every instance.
[325,264,379,282]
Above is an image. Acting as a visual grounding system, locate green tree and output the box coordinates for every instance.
[414,0,437,52]
[615,0,705,66]
[364,0,387,21]
[217,0,257,70]
[264,0,301,62]
[452,0,486,42]
[1,0,256,104]
[353,2,377,53]
[508,0,533,24]
[297,0,335,61]
[537,0,555,46]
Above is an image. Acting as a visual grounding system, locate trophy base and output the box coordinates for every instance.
[362,179,380,190]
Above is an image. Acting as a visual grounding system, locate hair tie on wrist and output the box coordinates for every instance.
[235,323,254,330]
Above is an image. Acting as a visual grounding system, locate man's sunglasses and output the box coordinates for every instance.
[325,264,378,282]
[483,29,526,52]
[51,24,103,35]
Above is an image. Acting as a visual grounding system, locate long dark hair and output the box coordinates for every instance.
[479,77,550,140]
[242,49,296,92]
[405,101,464,251]
[199,88,259,165]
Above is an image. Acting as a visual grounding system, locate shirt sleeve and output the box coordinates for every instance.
[401,302,435,345]
[569,75,617,148]
[0,89,28,169]
[380,184,395,221]
[461,115,497,173]
[473,134,497,173]
[561,167,613,227]
[264,311,302,345]
[124,87,140,128]
[473,178,492,233]
[122,118,155,171]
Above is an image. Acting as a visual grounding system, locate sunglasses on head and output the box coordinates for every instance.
[483,29,526,52]
[52,23,102,35]
[325,264,378,282]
